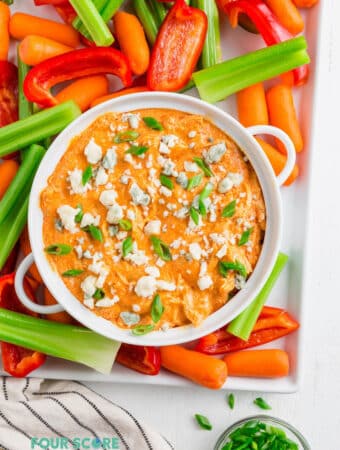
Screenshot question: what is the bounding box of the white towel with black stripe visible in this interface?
[0,377,173,450]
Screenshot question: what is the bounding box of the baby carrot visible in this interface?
[20,226,43,284]
[18,35,73,66]
[90,86,148,107]
[224,349,290,378]
[266,84,303,153]
[0,2,10,60]
[293,0,318,7]
[237,83,268,127]
[113,11,150,76]
[44,287,75,324]
[265,0,304,35]
[0,160,20,200]
[56,75,109,112]
[9,13,80,48]
[160,345,228,389]
[256,137,299,186]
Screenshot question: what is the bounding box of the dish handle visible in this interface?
[15,253,65,314]
[247,125,296,186]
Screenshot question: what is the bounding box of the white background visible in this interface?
[85,2,340,449]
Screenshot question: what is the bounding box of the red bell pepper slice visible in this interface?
[23,47,133,108]
[34,0,70,5]
[147,0,208,91]
[0,273,46,377]
[217,0,309,86]
[117,344,161,376]
[54,2,77,25]
[196,305,299,355]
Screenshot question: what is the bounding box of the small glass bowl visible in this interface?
[214,415,311,450]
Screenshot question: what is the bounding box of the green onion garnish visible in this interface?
[82,165,93,186]
[189,207,200,225]
[122,236,134,257]
[93,288,105,300]
[253,397,272,410]
[198,182,214,216]
[195,414,212,431]
[150,236,172,261]
[219,260,247,278]
[62,269,84,277]
[118,219,132,231]
[114,130,140,143]
[143,117,163,131]
[222,200,236,218]
[132,324,155,336]
[126,145,149,156]
[83,224,103,242]
[227,393,235,410]
[193,157,214,177]
[238,228,253,246]
[151,294,164,323]
[45,244,73,256]
[160,174,174,190]
[75,204,84,223]
[187,173,203,191]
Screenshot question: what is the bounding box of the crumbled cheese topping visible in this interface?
[122,113,140,129]
[129,182,151,206]
[161,134,178,148]
[184,161,199,172]
[197,275,213,291]
[120,311,140,326]
[81,275,97,299]
[144,220,161,235]
[189,243,203,261]
[95,167,108,186]
[99,189,118,207]
[106,203,124,224]
[204,142,227,164]
[159,186,172,197]
[84,138,102,164]
[68,169,91,195]
[80,212,100,229]
[135,276,157,298]
[218,172,244,193]
[102,147,117,171]
[145,266,160,278]
[216,244,228,259]
[57,205,79,234]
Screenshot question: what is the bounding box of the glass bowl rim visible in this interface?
[214,415,311,450]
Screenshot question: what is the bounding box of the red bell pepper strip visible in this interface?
[0,273,46,377]
[23,47,133,108]
[218,0,309,86]
[34,0,70,5]
[54,2,77,25]
[196,305,299,355]
[147,0,208,91]
[117,344,161,376]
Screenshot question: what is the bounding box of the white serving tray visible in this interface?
[1,0,323,393]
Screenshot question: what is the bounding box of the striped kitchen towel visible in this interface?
[0,377,173,450]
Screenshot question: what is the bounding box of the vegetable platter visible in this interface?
[0,0,322,393]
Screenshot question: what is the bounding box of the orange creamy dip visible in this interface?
[41,108,266,331]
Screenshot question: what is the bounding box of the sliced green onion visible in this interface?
[222,200,236,218]
[143,116,164,131]
[132,324,155,336]
[75,205,84,223]
[193,157,214,177]
[122,236,134,257]
[114,130,140,143]
[219,260,247,278]
[160,174,174,190]
[151,294,164,323]
[45,244,73,255]
[150,236,172,261]
[0,144,45,225]
[189,207,200,225]
[118,219,132,231]
[198,182,213,217]
[238,228,253,246]
[82,165,93,185]
[253,397,271,410]
[192,0,221,69]
[227,393,235,410]
[0,101,81,158]
[62,269,84,277]
[193,37,310,103]
[126,145,149,156]
[133,0,159,44]
[187,173,203,191]
[195,414,212,431]
[83,224,103,242]
[227,253,288,340]
[93,288,105,300]
[0,308,120,374]
[70,0,114,46]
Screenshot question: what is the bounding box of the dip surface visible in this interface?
[41,108,266,331]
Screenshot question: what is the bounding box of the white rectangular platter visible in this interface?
[0,0,323,393]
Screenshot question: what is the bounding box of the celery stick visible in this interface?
[149,0,168,26]
[133,0,159,44]
[101,0,124,23]
[0,101,81,158]
[70,0,114,46]
[17,51,32,121]
[192,0,221,68]
[193,37,310,103]
[0,308,120,374]
[227,253,288,341]
[72,0,106,30]
[0,144,45,225]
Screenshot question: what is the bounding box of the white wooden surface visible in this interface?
[85,2,340,449]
